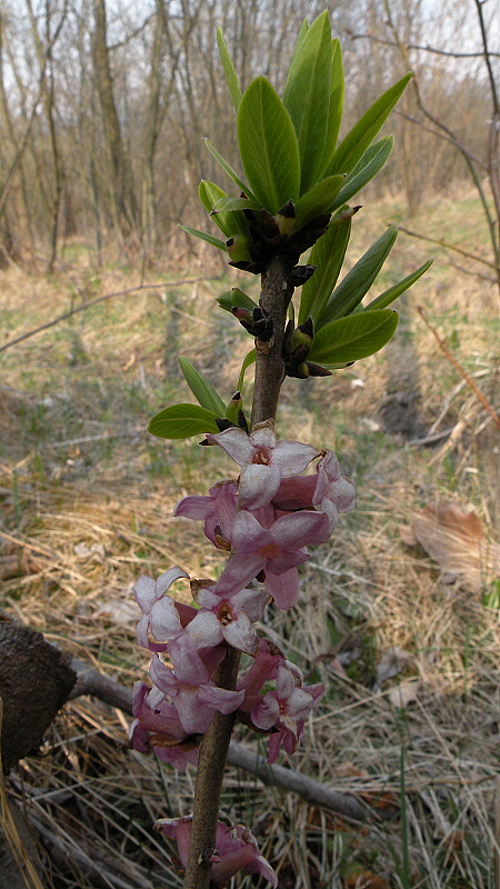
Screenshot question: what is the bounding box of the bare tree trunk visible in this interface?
[91,0,139,250]
[25,0,68,271]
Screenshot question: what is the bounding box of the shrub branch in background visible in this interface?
[127,12,430,887]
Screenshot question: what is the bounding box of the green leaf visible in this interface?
[178,357,226,415]
[294,174,345,228]
[317,225,398,326]
[217,29,241,110]
[204,140,258,204]
[148,403,220,440]
[238,76,301,213]
[320,39,344,176]
[217,288,257,314]
[308,310,399,366]
[282,11,332,193]
[237,349,256,393]
[365,260,433,310]
[298,215,352,325]
[211,195,259,214]
[326,73,412,176]
[178,225,227,252]
[198,182,249,238]
[330,136,394,212]
[199,180,226,215]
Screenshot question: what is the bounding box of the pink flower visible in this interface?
[149,638,244,735]
[133,567,190,650]
[155,816,278,887]
[274,449,355,522]
[238,640,283,715]
[207,424,318,509]
[187,584,270,654]
[215,508,331,609]
[174,480,239,548]
[129,682,199,772]
[250,663,324,764]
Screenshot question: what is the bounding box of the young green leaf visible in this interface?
[178,225,227,252]
[217,29,241,110]
[317,225,398,326]
[294,174,345,228]
[204,140,258,204]
[199,182,250,237]
[320,39,344,176]
[199,180,226,215]
[178,357,226,416]
[282,10,333,193]
[298,215,352,325]
[148,404,220,440]
[217,288,258,314]
[307,310,399,366]
[364,260,433,310]
[237,349,256,393]
[330,136,394,212]
[238,76,301,213]
[326,73,412,177]
[211,195,260,214]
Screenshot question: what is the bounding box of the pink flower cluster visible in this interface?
[176,425,355,610]
[128,425,354,883]
[155,816,278,887]
[129,425,354,764]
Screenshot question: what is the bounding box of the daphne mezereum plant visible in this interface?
[128,11,430,888]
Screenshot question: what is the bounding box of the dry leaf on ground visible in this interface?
[400,500,500,592]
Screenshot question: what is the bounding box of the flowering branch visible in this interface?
[126,11,429,887]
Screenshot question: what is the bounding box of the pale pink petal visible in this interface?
[156,567,188,595]
[175,686,215,733]
[215,552,265,595]
[239,462,281,508]
[264,567,300,609]
[231,587,269,621]
[271,439,318,474]
[186,610,223,649]
[174,494,213,519]
[133,575,157,612]
[231,510,271,551]
[271,510,331,549]
[198,684,245,713]
[252,694,280,729]
[149,597,183,642]
[222,611,259,654]
[207,427,254,463]
[168,635,209,684]
[249,426,276,449]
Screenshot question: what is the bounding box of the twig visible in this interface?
[397,226,499,272]
[417,306,500,432]
[345,29,500,60]
[0,275,223,355]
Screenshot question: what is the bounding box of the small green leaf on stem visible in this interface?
[238,76,301,213]
[307,309,399,366]
[148,404,220,439]
[217,29,242,110]
[317,225,398,326]
[178,357,227,415]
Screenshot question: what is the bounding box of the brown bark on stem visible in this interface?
[251,256,294,428]
[181,256,293,888]
[181,648,240,888]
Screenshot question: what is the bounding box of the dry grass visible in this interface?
[0,195,499,888]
